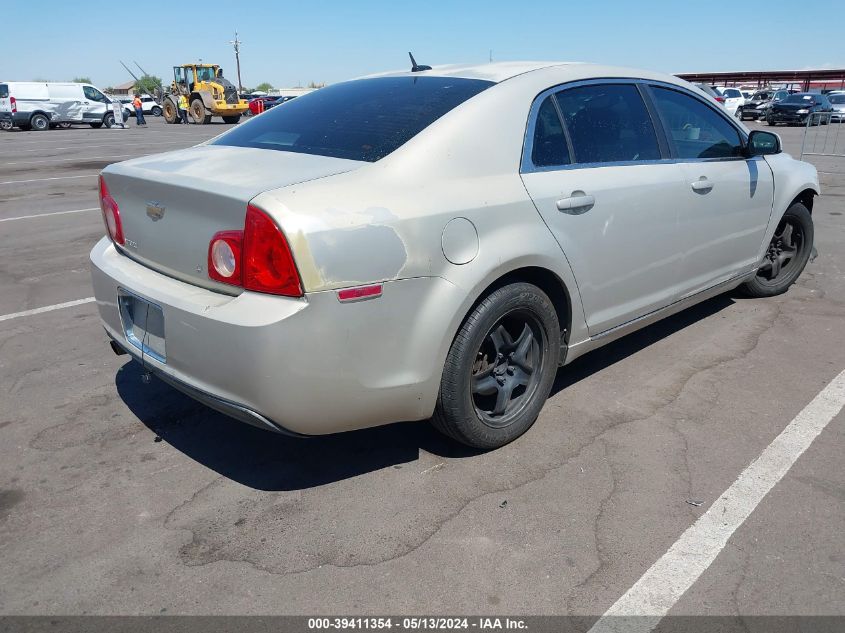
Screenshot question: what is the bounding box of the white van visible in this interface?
[0,81,129,130]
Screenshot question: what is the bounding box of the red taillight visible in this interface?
[98,175,124,245]
[207,205,302,297]
[715,96,725,103]
[208,230,243,286]
[243,204,302,296]
[10,96,17,114]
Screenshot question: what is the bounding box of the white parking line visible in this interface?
[0,207,98,222]
[3,154,136,166]
[0,298,96,323]
[0,174,98,185]
[14,140,198,153]
[588,368,845,633]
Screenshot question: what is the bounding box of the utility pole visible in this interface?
[229,31,243,93]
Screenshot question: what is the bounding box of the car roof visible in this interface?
[359,61,577,82]
[357,61,704,95]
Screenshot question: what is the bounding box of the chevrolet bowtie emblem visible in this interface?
[146,202,165,221]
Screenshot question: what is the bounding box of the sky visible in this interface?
[1,0,841,90]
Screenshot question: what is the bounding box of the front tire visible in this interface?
[30,113,50,131]
[741,203,813,298]
[432,283,560,449]
[190,99,211,124]
[163,99,179,124]
[89,122,103,129]
[151,106,162,117]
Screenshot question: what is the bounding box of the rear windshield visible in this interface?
[213,76,494,162]
[0,84,8,99]
[829,94,845,104]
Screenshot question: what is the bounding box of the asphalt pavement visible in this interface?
[1,116,843,624]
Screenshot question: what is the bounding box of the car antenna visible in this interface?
[409,52,431,73]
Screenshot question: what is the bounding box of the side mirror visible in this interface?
[746,130,781,157]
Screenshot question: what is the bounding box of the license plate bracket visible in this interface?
[117,289,166,363]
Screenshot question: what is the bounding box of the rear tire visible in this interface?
[30,113,50,131]
[222,115,241,124]
[103,113,115,128]
[741,203,813,298]
[432,283,560,450]
[767,117,777,126]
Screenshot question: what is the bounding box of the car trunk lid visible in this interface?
[102,145,363,293]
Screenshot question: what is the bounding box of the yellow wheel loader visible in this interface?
[163,63,248,125]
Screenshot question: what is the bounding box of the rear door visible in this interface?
[647,85,774,295]
[520,81,688,335]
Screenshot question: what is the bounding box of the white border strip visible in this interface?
[0,207,98,222]
[588,368,845,633]
[0,298,96,322]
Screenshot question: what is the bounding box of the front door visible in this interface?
[520,82,688,335]
[647,85,774,296]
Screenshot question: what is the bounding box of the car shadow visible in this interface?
[551,293,735,395]
[116,361,480,492]
[116,293,736,492]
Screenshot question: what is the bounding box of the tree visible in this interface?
[134,74,163,96]
[254,82,274,93]
[72,77,92,84]
[307,81,325,89]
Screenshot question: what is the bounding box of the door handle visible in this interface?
[556,191,595,214]
[691,178,714,194]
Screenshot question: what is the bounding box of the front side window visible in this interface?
[83,86,106,102]
[531,96,570,167]
[213,76,493,162]
[650,87,742,159]
[554,84,660,164]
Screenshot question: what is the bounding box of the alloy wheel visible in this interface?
[757,217,804,283]
[471,310,546,428]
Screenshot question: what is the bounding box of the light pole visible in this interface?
[229,31,243,93]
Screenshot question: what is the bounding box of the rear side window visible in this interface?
[213,76,494,162]
[555,84,660,164]
[650,87,742,159]
[531,96,570,167]
[0,84,8,99]
[722,89,742,98]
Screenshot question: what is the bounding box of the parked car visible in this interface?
[737,89,790,121]
[247,96,275,115]
[767,92,834,126]
[136,95,163,116]
[694,83,723,105]
[718,87,745,116]
[91,62,818,449]
[0,81,129,130]
[828,93,845,121]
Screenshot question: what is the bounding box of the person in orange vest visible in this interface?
[132,93,146,126]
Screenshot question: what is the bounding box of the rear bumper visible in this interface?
[90,238,461,435]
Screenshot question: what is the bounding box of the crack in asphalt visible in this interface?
[159,298,792,585]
